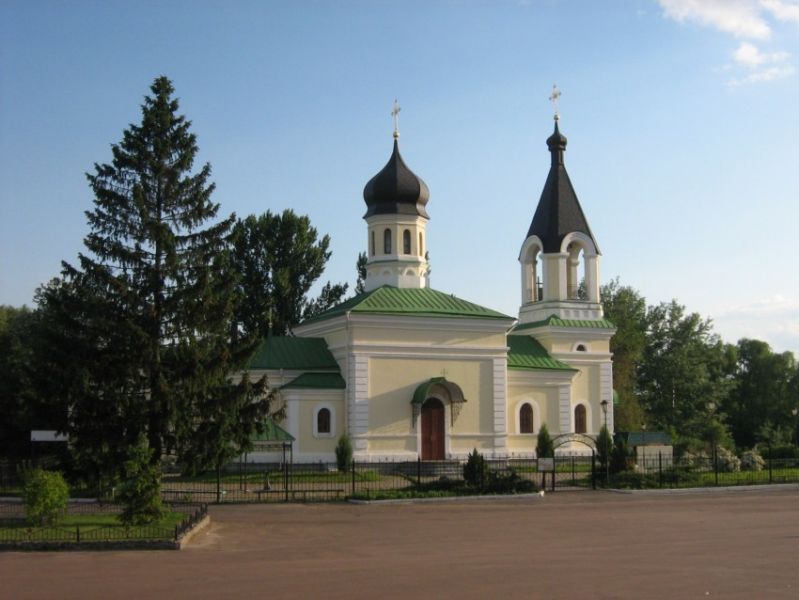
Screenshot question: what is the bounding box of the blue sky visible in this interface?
[1,0,798,354]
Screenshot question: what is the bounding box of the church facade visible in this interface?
[248,116,615,462]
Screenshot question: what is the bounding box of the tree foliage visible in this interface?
[600,279,647,431]
[724,339,798,448]
[40,77,269,482]
[117,435,164,526]
[231,210,347,337]
[536,423,554,458]
[24,469,69,526]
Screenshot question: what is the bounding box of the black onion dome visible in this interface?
[527,121,600,254]
[363,139,430,218]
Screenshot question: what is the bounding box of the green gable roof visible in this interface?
[281,372,346,390]
[507,335,575,371]
[251,419,295,443]
[248,336,340,371]
[301,286,512,324]
[513,314,615,332]
[621,431,672,446]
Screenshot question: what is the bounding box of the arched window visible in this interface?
[520,403,534,434]
[370,231,375,257]
[574,404,587,434]
[317,408,331,435]
[383,229,392,254]
[403,229,411,254]
[575,344,587,352]
[419,232,424,256]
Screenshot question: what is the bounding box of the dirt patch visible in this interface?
[1,489,798,599]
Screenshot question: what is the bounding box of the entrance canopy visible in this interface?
[411,377,467,425]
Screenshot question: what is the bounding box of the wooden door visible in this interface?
[421,398,445,460]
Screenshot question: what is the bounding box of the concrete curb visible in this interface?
[348,492,547,505]
[177,514,210,549]
[606,483,799,495]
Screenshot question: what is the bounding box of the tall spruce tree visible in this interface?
[47,77,267,480]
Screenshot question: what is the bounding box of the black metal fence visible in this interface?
[160,456,600,503]
[0,500,206,544]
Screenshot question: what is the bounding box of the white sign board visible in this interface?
[30,430,67,442]
[537,458,554,472]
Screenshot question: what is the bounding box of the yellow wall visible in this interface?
[295,397,345,455]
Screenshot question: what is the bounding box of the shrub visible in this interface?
[596,425,612,468]
[536,423,554,458]
[715,446,741,473]
[23,469,69,525]
[335,433,353,472]
[760,444,799,460]
[463,448,489,488]
[740,449,765,471]
[610,436,634,474]
[485,469,537,494]
[117,437,164,526]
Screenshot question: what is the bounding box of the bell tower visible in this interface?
[518,111,603,325]
[362,101,430,292]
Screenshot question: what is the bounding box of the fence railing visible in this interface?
[0,501,206,544]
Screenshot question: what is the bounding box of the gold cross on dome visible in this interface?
[391,99,401,138]
[549,84,561,120]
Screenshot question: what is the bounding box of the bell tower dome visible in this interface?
[518,115,603,324]
[362,101,430,292]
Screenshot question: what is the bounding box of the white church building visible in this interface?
[248,113,615,462]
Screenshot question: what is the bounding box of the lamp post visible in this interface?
[600,399,609,486]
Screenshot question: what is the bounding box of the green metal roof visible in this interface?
[621,431,672,446]
[301,286,513,324]
[281,372,346,390]
[507,335,575,371]
[411,377,466,404]
[248,336,340,371]
[251,419,295,443]
[513,314,615,331]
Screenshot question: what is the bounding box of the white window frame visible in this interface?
[313,403,336,438]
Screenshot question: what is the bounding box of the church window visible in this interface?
[520,403,534,434]
[403,229,411,254]
[384,229,392,254]
[317,408,331,434]
[370,231,375,257]
[574,404,586,434]
[419,232,424,256]
[576,344,587,352]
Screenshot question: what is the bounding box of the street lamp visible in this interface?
[600,399,609,486]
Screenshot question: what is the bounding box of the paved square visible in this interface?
[2,488,797,599]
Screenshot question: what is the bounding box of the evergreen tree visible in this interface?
[231,210,347,337]
[43,77,268,481]
[536,423,554,458]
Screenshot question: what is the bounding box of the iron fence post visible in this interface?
[591,451,596,490]
[284,460,289,503]
[76,525,80,544]
[768,441,773,484]
[351,460,356,497]
[658,452,663,488]
[417,457,421,489]
[713,443,719,486]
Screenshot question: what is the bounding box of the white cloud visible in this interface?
[658,0,772,39]
[761,0,799,24]
[658,0,796,85]
[733,41,790,66]
[713,295,799,353]
[727,63,795,85]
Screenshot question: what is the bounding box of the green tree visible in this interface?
[231,210,347,337]
[724,339,798,449]
[354,251,367,295]
[42,77,268,483]
[596,424,612,469]
[117,435,163,526]
[637,300,734,439]
[335,433,353,472]
[0,306,38,458]
[536,423,554,458]
[600,279,647,431]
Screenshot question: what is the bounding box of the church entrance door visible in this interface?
[421,398,445,460]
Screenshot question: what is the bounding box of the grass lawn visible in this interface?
[0,510,188,542]
[171,470,381,484]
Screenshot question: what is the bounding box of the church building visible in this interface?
[248,110,615,462]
